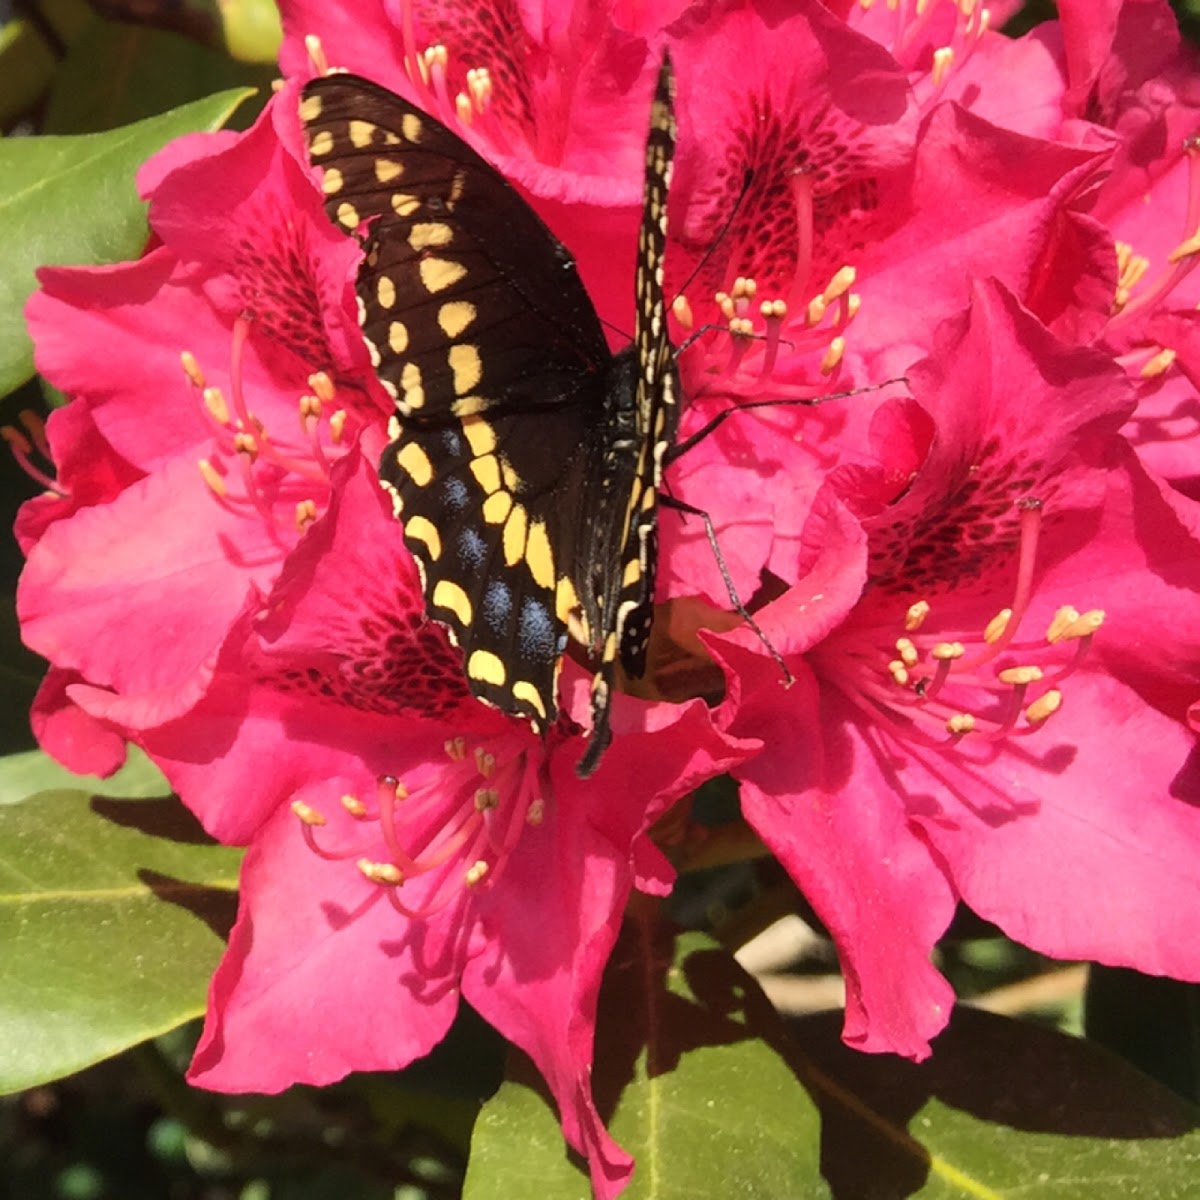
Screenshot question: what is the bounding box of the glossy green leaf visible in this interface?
[0,88,252,399]
[0,786,242,1093]
[791,1006,1200,1197]
[43,19,274,135]
[465,926,827,1199]
[0,745,167,803]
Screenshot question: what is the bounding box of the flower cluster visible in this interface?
[16,0,1200,1195]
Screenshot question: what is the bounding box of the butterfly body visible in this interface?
[301,58,677,775]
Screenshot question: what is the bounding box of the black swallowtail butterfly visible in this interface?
[301,55,678,777]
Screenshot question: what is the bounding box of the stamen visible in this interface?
[1025,689,1062,724]
[358,858,403,885]
[1140,348,1176,378]
[341,793,368,818]
[180,350,206,389]
[905,600,930,631]
[931,46,954,87]
[1,423,61,493]
[673,294,695,330]
[465,860,489,887]
[820,337,845,374]
[291,800,326,826]
[305,34,329,77]
[295,499,318,531]
[197,458,227,497]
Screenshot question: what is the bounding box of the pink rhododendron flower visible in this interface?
[16,40,749,1199]
[707,280,1200,1057]
[16,0,1200,1194]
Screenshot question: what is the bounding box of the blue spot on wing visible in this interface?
[481,578,512,633]
[439,475,470,514]
[456,526,487,571]
[517,595,561,665]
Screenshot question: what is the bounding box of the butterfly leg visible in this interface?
[659,493,793,685]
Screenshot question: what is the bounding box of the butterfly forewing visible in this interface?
[301,60,678,774]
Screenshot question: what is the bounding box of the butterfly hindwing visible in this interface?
[301,59,678,773]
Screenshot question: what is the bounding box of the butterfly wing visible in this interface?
[300,73,610,730]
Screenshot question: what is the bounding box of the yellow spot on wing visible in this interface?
[555,576,579,624]
[299,94,322,122]
[512,680,547,719]
[471,454,502,494]
[449,344,482,395]
[438,300,477,338]
[400,362,424,410]
[433,579,472,624]
[462,417,496,458]
[377,276,396,308]
[336,202,360,229]
[525,520,554,589]
[388,321,409,353]
[622,557,642,586]
[409,223,454,250]
[404,514,442,560]
[468,649,506,687]
[321,167,343,195]
[420,258,467,294]
[503,504,528,566]
[401,113,423,143]
[391,193,420,217]
[375,158,403,183]
[349,120,376,148]
[483,490,512,524]
[396,441,433,486]
[308,129,334,157]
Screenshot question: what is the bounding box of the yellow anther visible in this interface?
[1026,689,1063,724]
[717,294,736,321]
[1059,609,1105,640]
[672,294,695,329]
[1140,348,1177,378]
[760,298,787,321]
[474,747,495,777]
[526,798,545,826]
[984,608,1012,643]
[946,713,976,735]
[203,386,230,424]
[474,787,499,811]
[730,316,755,337]
[895,637,919,667]
[341,793,368,818]
[806,295,827,325]
[931,46,954,87]
[445,736,467,761]
[998,665,1044,686]
[308,371,334,403]
[198,458,227,497]
[465,860,490,887]
[905,600,930,631]
[888,660,910,685]
[423,43,448,70]
[733,276,757,299]
[820,336,845,374]
[233,431,258,458]
[467,67,492,108]
[1045,605,1080,643]
[822,266,856,303]
[845,293,862,321]
[291,800,326,826]
[456,92,473,125]
[931,641,965,660]
[1168,230,1200,262]
[295,499,318,531]
[180,350,205,388]
[358,858,403,885]
[329,410,347,443]
[299,394,322,421]
[305,34,328,76]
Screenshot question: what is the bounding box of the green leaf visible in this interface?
[0,786,242,1093]
[43,19,275,135]
[0,745,168,803]
[465,925,827,1198]
[0,88,253,399]
[790,1006,1200,1198]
